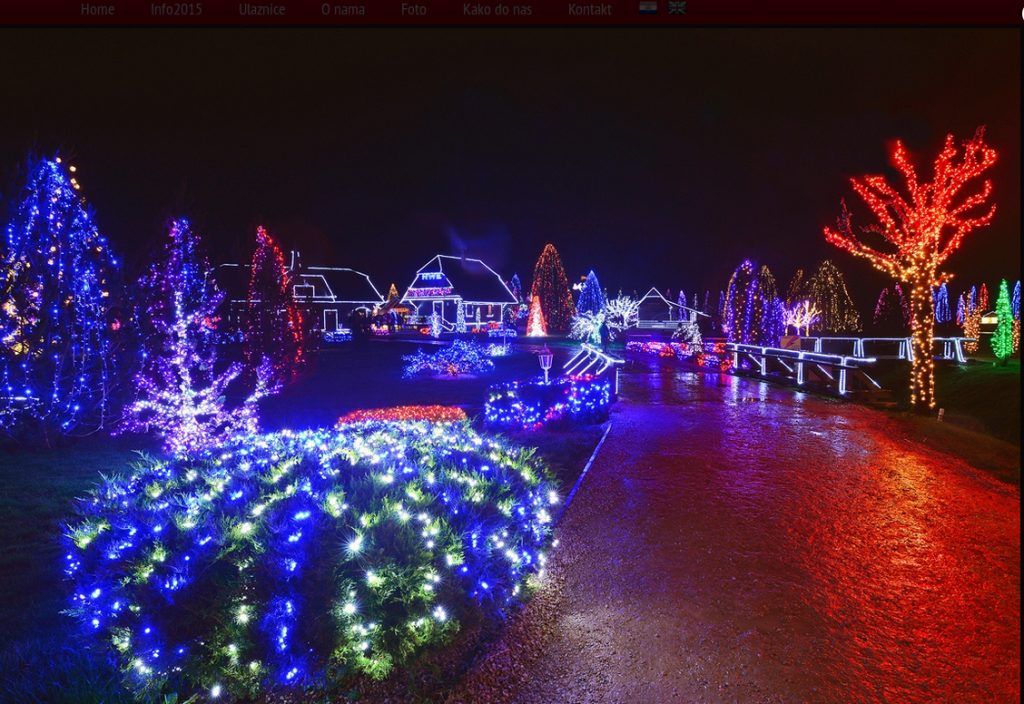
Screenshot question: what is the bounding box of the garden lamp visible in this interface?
[538,345,553,384]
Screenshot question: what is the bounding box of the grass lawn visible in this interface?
[874,356,1020,446]
[0,338,606,703]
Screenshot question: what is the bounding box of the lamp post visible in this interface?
[538,345,553,384]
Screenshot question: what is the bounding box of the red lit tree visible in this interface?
[529,244,575,333]
[824,129,997,410]
[245,226,305,385]
[526,294,547,336]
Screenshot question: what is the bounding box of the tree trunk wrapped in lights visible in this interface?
[529,244,575,333]
[824,128,997,410]
[245,226,305,386]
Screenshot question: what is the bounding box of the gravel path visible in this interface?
[447,365,1020,703]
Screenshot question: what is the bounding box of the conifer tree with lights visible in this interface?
[0,157,122,442]
[529,244,575,333]
[748,264,780,345]
[576,269,606,316]
[126,219,276,457]
[245,226,305,386]
[934,282,951,323]
[825,128,997,409]
[808,259,861,333]
[990,279,1013,364]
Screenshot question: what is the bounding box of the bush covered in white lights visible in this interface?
[402,339,495,377]
[65,420,558,701]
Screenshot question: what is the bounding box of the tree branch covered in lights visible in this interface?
[783,300,820,336]
[824,128,997,409]
[125,219,277,456]
[0,157,123,441]
[245,226,305,386]
[65,420,558,700]
[569,311,604,344]
[605,294,639,337]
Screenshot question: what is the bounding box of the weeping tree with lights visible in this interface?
[873,284,911,333]
[962,284,987,353]
[990,279,1013,364]
[723,260,755,342]
[530,244,575,333]
[126,219,276,457]
[245,226,305,387]
[0,157,123,442]
[808,259,861,333]
[749,264,783,345]
[785,269,807,305]
[824,128,997,410]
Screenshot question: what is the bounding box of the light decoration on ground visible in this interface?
[322,329,352,343]
[65,420,558,700]
[337,405,468,423]
[485,374,611,430]
[605,294,639,338]
[246,226,305,385]
[0,157,121,439]
[402,340,495,378]
[529,244,575,333]
[991,279,1013,363]
[783,300,820,335]
[125,219,277,457]
[933,283,952,323]
[625,340,732,371]
[526,295,547,337]
[824,128,997,409]
[808,259,861,333]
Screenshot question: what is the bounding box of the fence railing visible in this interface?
[726,343,883,396]
[564,344,625,394]
[801,336,974,363]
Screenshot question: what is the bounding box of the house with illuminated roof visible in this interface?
[636,287,708,329]
[401,255,517,331]
[213,251,384,336]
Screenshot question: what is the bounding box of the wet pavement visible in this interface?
[450,363,1021,703]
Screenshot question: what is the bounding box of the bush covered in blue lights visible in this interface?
[484,375,612,431]
[64,420,558,701]
[402,339,495,377]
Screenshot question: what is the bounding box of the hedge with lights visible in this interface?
[484,375,611,431]
[402,339,495,378]
[65,420,559,701]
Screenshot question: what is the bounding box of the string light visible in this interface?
[824,128,997,409]
[485,374,611,430]
[66,419,558,699]
[529,244,575,333]
[338,406,468,424]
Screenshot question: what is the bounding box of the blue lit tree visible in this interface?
[0,157,122,442]
[125,218,275,457]
[934,282,951,323]
[576,269,606,316]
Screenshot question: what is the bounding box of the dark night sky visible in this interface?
[0,28,1019,310]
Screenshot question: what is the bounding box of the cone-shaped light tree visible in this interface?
[824,128,997,409]
[529,244,575,333]
[0,157,122,441]
[126,219,276,456]
[990,279,1013,363]
[808,259,861,333]
[245,226,305,386]
[576,270,606,316]
[526,295,547,336]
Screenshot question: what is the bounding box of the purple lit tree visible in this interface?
[0,157,122,442]
[125,218,276,457]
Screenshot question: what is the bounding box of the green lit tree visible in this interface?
[990,279,1013,364]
